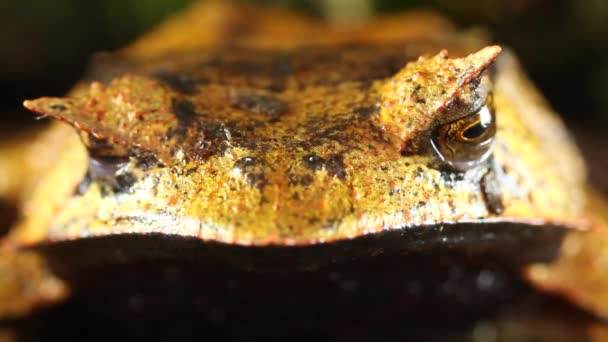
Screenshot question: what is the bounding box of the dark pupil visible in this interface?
[462,121,489,140]
[429,103,496,172]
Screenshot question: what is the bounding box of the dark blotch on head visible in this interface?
[233,157,267,190]
[244,173,266,190]
[171,99,196,129]
[354,105,379,119]
[300,174,314,186]
[439,169,466,185]
[303,154,326,171]
[399,138,427,156]
[153,71,198,95]
[204,122,232,142]
[112,173,138,194]
[327,154,347,179]
[171,98,198,137]
[232,93,288,120]
[133,151,162,170]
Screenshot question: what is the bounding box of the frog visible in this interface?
[1,1,607,340]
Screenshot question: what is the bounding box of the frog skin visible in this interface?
[1,0,607,332]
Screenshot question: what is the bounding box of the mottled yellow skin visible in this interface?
[18,47,585,247]
[0,0,605,322]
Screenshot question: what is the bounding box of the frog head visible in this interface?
[378,45,499,172]
[24,47,500,182]
[21,45,585,247]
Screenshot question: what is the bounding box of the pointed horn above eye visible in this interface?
[453,45,502,87]
[377,45,502,150]
[24,97,104,136]
[23,75,207,166]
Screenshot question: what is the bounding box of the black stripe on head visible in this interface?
[170,98,198,137]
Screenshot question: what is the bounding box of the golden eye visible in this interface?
[430,98,496,171]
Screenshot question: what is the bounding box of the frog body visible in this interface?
[1,1,607,339]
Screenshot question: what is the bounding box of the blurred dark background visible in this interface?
[0,0,606,191]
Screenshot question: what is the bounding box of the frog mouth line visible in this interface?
[34,209,585,249]
[31,221,569,274]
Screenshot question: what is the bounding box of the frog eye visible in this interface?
[430,96,496,171]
